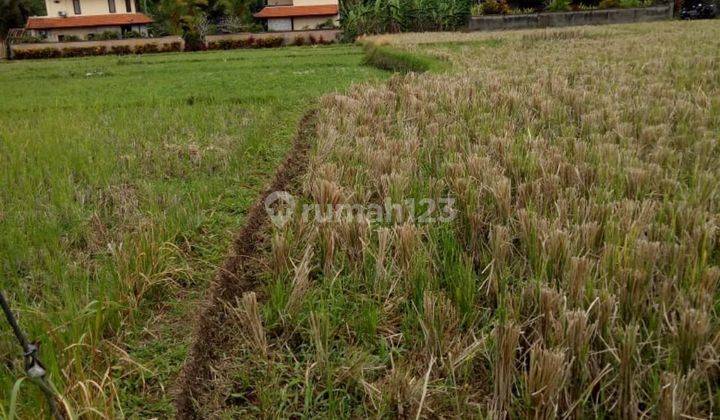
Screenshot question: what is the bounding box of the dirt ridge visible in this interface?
[174,110,317,418]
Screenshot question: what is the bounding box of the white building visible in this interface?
[25,0,152,42]
[253,0,339,32]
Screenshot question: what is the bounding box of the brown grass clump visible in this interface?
[209,21,720,418]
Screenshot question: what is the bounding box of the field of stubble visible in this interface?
[211,21,720,418]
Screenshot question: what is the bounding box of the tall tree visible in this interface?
[1,0,24,38]
[1,0,46,38]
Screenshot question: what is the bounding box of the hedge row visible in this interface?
[206,34,336,50]
[12,42,182,60]
[362,42,438,73]
[290,34,335,46]
[12,33,337,59]
[206,36,284,50]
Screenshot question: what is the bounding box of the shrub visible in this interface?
[61,35,81,42]
[207,40,225,50]
[314,35,332,45]
[110,45,133,55]
[597,0,644,8]
[291,34,334,47]
[269,36,285,47]
[62,46,107,57]
[134,43,159,54]
[162,42,183,52]
[207,37,254,50]
[207,40,220,50]
[510,0,546,10]
[123,30,143,39]
[12,47,62,59]
[254,36,284,48]
[183,31,206,51]
[545,0,571,11]
[316,18,336,29]
[13,46,105,59]
[13,41,180,59]
[16,34,45,44]
[508,6,537,12]
[93,30,120,40]
[479,0,510,14]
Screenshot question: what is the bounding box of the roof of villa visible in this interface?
[26,13,153,29]
[253,4,339,18]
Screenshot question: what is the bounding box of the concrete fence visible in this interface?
[469,4,673,31]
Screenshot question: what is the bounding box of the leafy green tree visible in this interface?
[147,0,203,34]
[220,0,262,22]
[1,0,46,38]
[1,0,25,38]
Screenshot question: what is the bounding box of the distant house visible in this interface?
[24,0,152,42]
[254,0,339,32]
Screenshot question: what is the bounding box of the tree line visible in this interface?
[0,0,264,39]
[2,0,476,41]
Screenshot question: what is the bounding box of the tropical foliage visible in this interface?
[341,0,472,40]
[471,0,657,15]
[0,0,260,40]
[145,0,261,36]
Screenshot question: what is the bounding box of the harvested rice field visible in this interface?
[183,20,720,418]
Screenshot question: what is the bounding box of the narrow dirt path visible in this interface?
[174,110,317,418]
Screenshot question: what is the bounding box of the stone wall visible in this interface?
[469,5,673,31]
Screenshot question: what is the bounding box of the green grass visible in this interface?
[362,42,446,73]
[0,45,385,417]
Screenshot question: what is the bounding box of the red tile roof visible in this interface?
[253,4,338,18]
[26,14,153,30]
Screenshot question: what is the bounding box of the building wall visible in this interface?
[30,24,147,41]
[292,15,338,30]
[45,0,135,18]
[267,18,293,31]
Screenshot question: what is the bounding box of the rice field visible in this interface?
[204,21,720,418]
[0,45,384,417]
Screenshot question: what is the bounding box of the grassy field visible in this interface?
[0,45,385,417]
[206,21,720,417]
